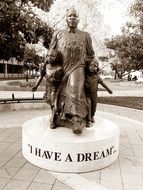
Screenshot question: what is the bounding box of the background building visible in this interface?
[0,58,24,79]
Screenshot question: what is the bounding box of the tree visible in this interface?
[0,0,53,61]
[105,32,143,79]
[105,0,143,79]
[23,46,43,81]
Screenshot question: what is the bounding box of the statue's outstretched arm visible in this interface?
[32,65,46,92]
[99,77,113,94]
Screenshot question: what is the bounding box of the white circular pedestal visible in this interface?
[22,115,119,173]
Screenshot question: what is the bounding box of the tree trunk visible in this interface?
[118,73,122,79]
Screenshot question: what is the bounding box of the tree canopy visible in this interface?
[0,0,53,61]
[105,0,143,79]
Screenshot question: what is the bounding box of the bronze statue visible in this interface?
[32,49,63,128]
[33,8,113,134]
[85,59,113,127]
[50,8,95,134]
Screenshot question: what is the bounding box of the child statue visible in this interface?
[85,59,113,127]
[32,49,63,128]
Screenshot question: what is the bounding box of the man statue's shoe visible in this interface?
[72,126,82,134]
[91,116,95,123]
[50,121,57,129]
[72,116,83,134]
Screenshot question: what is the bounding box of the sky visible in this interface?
[34,0,135,36]
[98,0,135,36]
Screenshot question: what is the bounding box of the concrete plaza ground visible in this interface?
[0,81,143,190]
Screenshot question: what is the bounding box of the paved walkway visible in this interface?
[0,104,143,190]
[0,82,143,190]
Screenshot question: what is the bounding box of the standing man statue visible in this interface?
[50,7,95,134]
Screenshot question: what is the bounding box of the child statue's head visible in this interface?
[45,49,63,66]
[89,59,99,74]
[47,49,58,64]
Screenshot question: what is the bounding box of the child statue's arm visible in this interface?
[32,75,44,92]
[32,65,46,92]
[99,77,113,94]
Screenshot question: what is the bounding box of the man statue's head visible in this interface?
[66,7,79,30]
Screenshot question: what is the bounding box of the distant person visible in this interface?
[127,74,132,81]
[85,59,113,127]
[132,75,138,81]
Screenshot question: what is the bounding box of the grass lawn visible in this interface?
[98,96,143,110]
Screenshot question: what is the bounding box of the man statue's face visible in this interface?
[66,9,79,29]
